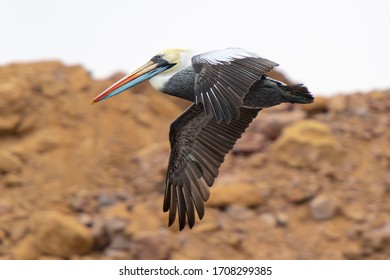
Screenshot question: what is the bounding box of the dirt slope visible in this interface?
[0,61,389,260]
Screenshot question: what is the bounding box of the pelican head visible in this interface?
[91,48,193,104]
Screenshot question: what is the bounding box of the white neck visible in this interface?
[149,50,194,91]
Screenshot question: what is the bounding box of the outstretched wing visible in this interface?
[192,48,277,123]
[164,103,261,230]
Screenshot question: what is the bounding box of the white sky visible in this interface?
[1,0,389,95]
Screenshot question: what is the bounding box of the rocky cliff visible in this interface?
[0,61,389,260]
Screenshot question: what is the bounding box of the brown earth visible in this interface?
[0,61,389,260]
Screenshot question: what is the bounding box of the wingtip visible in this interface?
[188,219,195,229]
[168,213,176,227]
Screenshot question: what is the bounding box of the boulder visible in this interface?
[363,223,390,251]
[285,182,320,203]
[0,75,31,133]
[270,120,342,168]
[233,133,265,154]
[300,96,328,114]
[207,183,264,207]
[29,210,93,258]
[124,201,163,238]
[27,62,91,97]
[132,231,171,260]
[257,110,306,140]
[328,95,347,113]
[309,195,338,220]
[0,151,22,174]
[3,174,23,188]
[12,235,40,260]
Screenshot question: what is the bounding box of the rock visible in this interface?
[27,62,91,98]
[321,225,343,241]
[328,95,347,113]
[115,191,130,201]
[0,115,22,134]
[300,96,328,114]
[0,229,8,244]
[78,213,93,227]
[12,235,40,260]
[67,65,91,92]
[16,114,38,134]
[109,234,130,250]
[104,217,129,234]
[69,195,90,212]
[192,219,220,233]
[368,91,386,101]
[0,151,22,174]
[285,182,320,203]
[124,202,163,238]
[233,133,265,154]
[103,249,132,260]
[368,91,389,112]
[0,76,31,133]
[342,204,367,223]
[34,129,64,153]
[275,212,289,227]
[88,216,110,250]
[207,183,264,207]
[363,223,390,251]
[3,174,23,188]
[191,208,222,233]
[343,243,363,259]
[28,62,65,96]
[29,210,93,258]
[132,231,171,260]
[270,120,342,168]
[257,110,306,140]
[96,193,117,207]
[0,200,12,215]
[171,232,245,260]
[0,76,30,113]
[10,221,28,242]
[89,216,129,250]
[149,95,183,119]
[225,205,256,221]
[309,195,338,220]
[101,202,132,221]
[260,213,277,227]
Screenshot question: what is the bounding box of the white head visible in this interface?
[149,48,194,91]
[91,48,193,104]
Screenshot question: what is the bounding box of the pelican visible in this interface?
[91,48,313,230]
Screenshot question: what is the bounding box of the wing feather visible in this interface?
[192,48,277,123]
[164,103,260,230]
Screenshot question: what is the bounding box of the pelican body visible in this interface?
[92,48,313,230]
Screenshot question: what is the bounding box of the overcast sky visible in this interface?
[1,0,389,95]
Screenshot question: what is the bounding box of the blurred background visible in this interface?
[0,0,389,259]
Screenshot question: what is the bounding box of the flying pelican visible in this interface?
[91,48,313,230]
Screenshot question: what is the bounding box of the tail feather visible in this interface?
[279,84,314,104]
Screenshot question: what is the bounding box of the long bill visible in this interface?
[91,60,169,104]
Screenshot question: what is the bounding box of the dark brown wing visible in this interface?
[164,103,261,230]
[192,48,277,123]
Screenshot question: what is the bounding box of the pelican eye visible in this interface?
[151,54,164,63]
